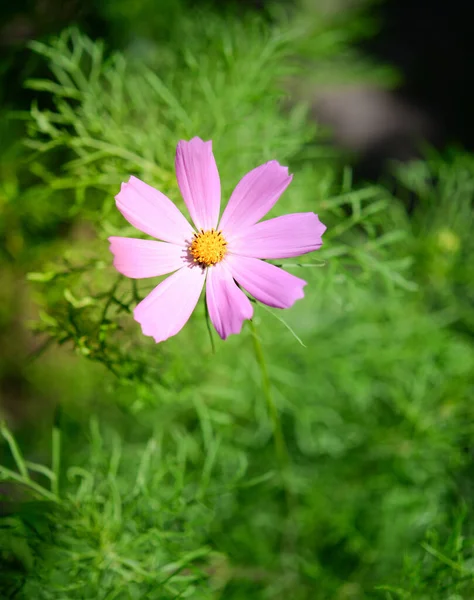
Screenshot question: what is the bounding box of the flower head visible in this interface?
[109,137,326,343]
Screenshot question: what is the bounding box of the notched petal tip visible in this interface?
[269,159,291,173]
[178,136,211,148]
[271,160,290,177]
[219,161,293,235]
[116,181,129,198]
[275,275,307,309]
[303,212,327,247]
[112,175,193,244]
[132,311,159,342]
[278,279,306,309]
[229,211,325,260]
[206,263,254,340]
[220,297,254,340]
[116,176,149,200]
[227,255,307,310]
[314,213,328,239]
[292,279,307,303]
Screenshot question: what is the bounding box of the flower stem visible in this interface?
[249,319,288,472]
[204,297,216,354]
[250,319,297,557]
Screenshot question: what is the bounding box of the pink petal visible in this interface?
[206,262,253,340]
[109,237,187,279]
[227,255,306,309]
[229,213,327,259]
[133,265,205,343]
[175,138,221,231]
[218,161,292,238]
[115,176,194,245]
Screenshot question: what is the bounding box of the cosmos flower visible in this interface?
[109,137,326,343]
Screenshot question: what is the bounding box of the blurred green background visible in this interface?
[1,1,474,598]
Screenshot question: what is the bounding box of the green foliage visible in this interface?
[377,511,474,599]
[19,22,409,381]
[1,2,474,599]
[396,152,474,333]
[1,420,218,598]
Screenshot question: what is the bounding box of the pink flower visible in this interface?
[109,137,326,343]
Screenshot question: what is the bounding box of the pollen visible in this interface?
[189,228,227,267]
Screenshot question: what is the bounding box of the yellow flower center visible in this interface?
[189,228,227,267]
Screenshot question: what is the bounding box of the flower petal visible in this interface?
[134,265,205,343]
[175,137,221,231]
[115,176,194,244]
[227,255,306,309]
[218,161,292,238]
[229,213,327,259]
[109,237,187,279]
[206,262,253,340]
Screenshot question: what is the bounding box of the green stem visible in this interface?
[204,297,216,354]
[250,321,297,556]
[52,427,61,496]
[52,404,62,497]
[249,320,288,471]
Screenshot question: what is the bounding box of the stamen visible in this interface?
[189,229,227,267]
